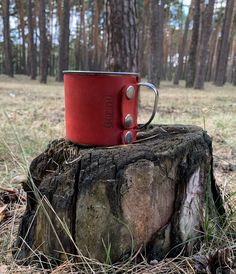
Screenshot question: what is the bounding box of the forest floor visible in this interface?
[0,75,235,273]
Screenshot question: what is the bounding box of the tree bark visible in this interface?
[205,20,221,82]
[163,10,171,81]
[174,1,193,85]
[27,0,37,79]
[76,0,88,70]
[214,0,235,86]
[39,0,48,83]
[226,28,236,83]
[194,0,215,89]
[106,0,138,72]
[2,0,13,77]
[16,0,26,74]
[57,0,62,26]
[233,51,236,86]
[148,0,165,87]
[90,0,100,70]
[186,0,200,88]
[138,0,150,78]
[15,125,224,265]
[57,0,70,82]
[48,0,54,76]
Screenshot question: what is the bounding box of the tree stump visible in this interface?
[15,125,223,265]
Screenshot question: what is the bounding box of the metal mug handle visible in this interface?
[137,82,159,130]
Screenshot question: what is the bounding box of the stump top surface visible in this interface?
[48,124,208,158]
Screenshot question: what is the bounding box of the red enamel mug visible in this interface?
[63,71,159,146]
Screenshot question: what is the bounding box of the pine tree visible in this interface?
[106,0,138,72]
[186,0,200,88]
[57,0,71,81]
[39,0,48,83]
[194,0,215,89]
[214,0,235,86]
[2,0,13,77]
[148,0,165,87]
[27,0,37,79]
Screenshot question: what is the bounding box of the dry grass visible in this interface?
[0,75,235,273]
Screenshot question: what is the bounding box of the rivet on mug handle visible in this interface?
[126,86,135,99]
[137,82,159,130]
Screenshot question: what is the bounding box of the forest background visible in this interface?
[0,0,236,89]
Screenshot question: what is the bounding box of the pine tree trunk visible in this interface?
[233,52,236,86]
[194,0,215,89]
[80,0,88,70]
[14,125,224,265]
[16,25,22,74]
[75,24,80,70]
[2,0,13,77]
[214,0,235,86]
[91,0,100,70]
[106,0,138,72]
[163,16,171,81]
[57,0,70,82]
[27,0,37,79]
[47,0,54,76]
[21,38,26,74]
[205,21,220,82]
[148,0,164,87]
[186,0,200,88]
[226,26,236,83]
[16,0,26,74]
[167,28,173,81]
[139,0,150,78]
[39,0,48,83]
[174,1,193,85]
[212,34,222,82]
[57,0,62,25]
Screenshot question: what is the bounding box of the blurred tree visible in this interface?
[48,0,55,76]
[166,1,184,82]
[163,3,170,81]
[106,0,138,72]
[76,0,88,70]
[205,12,222,82]
[57,0,70,81]
[2,0,13,77]
[149,0,165,87]
[173,2,194,85]
[27,0,37,79]
[39,0,48,83]
[91,0,100,70]
[15,0,26,74]
[138,0,150,77]
[194,0,215,89]
[214,0,235,86]
[226,19,236,83]
[233,50,236,86]
[186,0,200,88]
[57,0,62,25]
[230,14,236,85]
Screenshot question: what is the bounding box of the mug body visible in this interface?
[64,71,140,146]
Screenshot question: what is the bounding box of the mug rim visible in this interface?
[63,70,139,77]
